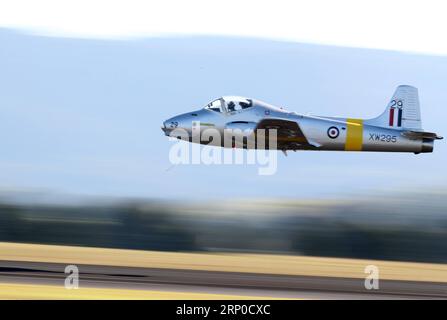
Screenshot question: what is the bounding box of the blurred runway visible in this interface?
[0,260,446,299]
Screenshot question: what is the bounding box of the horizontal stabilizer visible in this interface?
[401,130,443,140]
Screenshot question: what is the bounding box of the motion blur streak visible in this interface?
[0,190,447,299]
[1,190,446,263]
[1,243,447,282]
[0,283,284,300]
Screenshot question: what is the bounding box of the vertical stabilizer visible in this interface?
[365,85,422,130]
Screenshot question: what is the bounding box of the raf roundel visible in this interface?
[327,126,340,139]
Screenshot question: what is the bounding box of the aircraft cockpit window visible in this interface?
[224,97,253,113]
[239,99,253,109]
[204,99,223,112]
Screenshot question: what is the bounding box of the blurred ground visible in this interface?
[1,243,447,282]
[0,243,446,299]
[0,190,446,299]
[0,190,446,263]
[0,283,283,300]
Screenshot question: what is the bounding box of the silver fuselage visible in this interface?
[163,99,434,153]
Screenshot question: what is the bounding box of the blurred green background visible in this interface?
[1,190,446,263]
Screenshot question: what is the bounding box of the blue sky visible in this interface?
[0,29,446,199]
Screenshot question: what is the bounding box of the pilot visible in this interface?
[227,101,236,112]
[239,99,252,109]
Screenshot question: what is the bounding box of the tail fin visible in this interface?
[365,85,422,130]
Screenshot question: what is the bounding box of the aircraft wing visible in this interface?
[255,119,318,150]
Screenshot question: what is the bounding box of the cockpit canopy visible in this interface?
[204,96,253,113]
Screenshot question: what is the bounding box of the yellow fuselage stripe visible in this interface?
[345,118,363,151]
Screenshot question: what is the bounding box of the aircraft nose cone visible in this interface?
[162,114,191,137]
[164,114,192,129]
[162,118,175,136]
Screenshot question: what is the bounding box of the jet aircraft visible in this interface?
[162,85,442,154]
